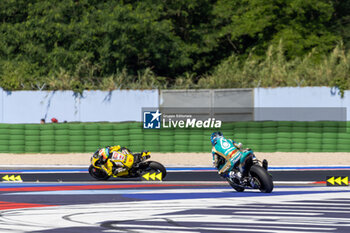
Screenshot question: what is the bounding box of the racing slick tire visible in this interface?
[250,165,273,193]
[88,165,110,181]
[147,161,167,179]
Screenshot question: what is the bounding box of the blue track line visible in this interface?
[124,189,350,200]
[0,166,350,174]
[0,169,88,173]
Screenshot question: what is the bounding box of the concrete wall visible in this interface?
[160,89,254,121]
[0,87,348,123]
[0,89,158,123]
[254,87,348,121]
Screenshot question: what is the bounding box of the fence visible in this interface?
[0,121,349,153]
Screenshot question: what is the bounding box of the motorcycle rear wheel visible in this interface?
[250,165,273,193]
[88,165,110,181]
[144,161,167,179]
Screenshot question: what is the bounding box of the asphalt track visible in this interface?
[1,166,350,183]
[0,167,349,233]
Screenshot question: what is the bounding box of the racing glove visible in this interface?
[141,150,150,156]
[234,142,243,150]
[141,150,150,160]
[101,165,112,176]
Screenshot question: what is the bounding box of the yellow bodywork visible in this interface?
[91,156,130,177]
[91,149,151,177]
[109,145,121,153]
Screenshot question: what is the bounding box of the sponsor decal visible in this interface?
[111,152,125,161]
[143,109,221,129]
[221,139,231,149]
[143,110,162,129]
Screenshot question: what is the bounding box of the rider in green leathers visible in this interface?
[211,132,254,179]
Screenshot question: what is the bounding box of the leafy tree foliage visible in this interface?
[331,0,350,49]
[212,0,339,59]
[0,0,348,90]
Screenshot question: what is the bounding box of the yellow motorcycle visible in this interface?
[88,148,167,181]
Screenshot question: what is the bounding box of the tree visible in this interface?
[331,0,350,49]
[212,0,339,59]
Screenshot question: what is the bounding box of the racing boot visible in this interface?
[237,165,250,186]
[241,155,254,178]
[262,159,268,170]
[112,167,123,175]
[112,167,129,176]
[229,170,242,180]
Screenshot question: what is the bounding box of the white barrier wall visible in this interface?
[0,87,348,123]
[0,89,159,123]
[254,87,349,121]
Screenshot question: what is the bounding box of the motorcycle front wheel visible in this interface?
[88,165,110,181]
[142,161,167,179]
[249,165,273,193]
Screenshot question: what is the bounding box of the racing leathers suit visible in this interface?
[95,145,134,176]
[212,137,253,178]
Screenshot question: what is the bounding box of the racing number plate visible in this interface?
[111,152,125,161]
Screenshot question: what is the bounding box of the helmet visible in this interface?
[211,132,223,146]
[98,148,110,160]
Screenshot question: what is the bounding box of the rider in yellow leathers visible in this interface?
[93,145,149,177]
